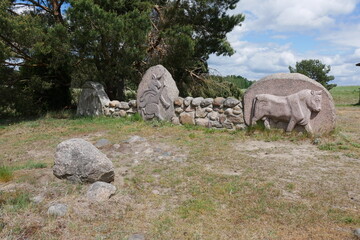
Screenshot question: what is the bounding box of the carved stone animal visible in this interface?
[139,74,172,120]
[251,89,322,133]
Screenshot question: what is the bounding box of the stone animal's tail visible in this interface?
[250,96,258,126]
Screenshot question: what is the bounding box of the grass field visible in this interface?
[330,86,360,106]
[0,88,359,239]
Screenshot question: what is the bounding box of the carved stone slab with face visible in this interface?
[243,73,336,134]
[137,65,179,121]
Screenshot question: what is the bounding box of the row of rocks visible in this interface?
[102,96,247,130]
[104,100,138,118]
[171,96,246,130]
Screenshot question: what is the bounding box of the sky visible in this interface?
[208,0,360,86]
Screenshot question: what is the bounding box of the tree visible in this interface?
[68,0,245,99]
[68,0,151,100]
[1,0,245,116]
[146,0,245,97]
[289,59,336,90]
[0,0,73,115]
[222,75,254,89]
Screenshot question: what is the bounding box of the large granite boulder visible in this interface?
[243,73,336,134]
[77,81,110,116]
[53,138,114,183]
[137,65,179,121]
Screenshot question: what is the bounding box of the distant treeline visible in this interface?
[219,75,254,89]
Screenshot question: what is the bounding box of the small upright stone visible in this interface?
[77,82,110,116]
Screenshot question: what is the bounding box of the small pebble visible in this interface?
[128,233,145,240]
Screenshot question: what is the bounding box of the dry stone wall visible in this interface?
[104,100,138,118]
[171,96,246,130]
[104,95,246,130]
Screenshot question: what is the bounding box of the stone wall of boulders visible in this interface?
[104,96,246,130]
[171,96,246,130]
[104,100,138,118]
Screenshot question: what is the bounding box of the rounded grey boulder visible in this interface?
[86,181,116,202]
[47,203,68,217]
[53,138,114,183]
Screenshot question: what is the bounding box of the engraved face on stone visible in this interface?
[307,90,322,112]
[137,65,179,121]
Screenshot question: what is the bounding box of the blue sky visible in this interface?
[208,0,360,86]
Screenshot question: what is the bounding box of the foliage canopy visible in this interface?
[0,0,244,116]
[289,59,336,90]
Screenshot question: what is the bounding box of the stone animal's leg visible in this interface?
[304,123,314,134]
[286,118,296,132]
[143,103,160,120]
[263,117,271,129]
[251,115,260,126]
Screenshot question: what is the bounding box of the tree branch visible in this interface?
[22,0,50,13]
[0,35,33,61]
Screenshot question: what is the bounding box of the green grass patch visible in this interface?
[178,198,216,219]
[11,161,47,171]
[330,86,360,105]
[327,208,360,224]
[0,165,13,182]
[0,191,31,212]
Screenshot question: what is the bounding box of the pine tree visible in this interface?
[289,59,336,90]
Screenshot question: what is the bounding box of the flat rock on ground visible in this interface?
[86,181,116,202]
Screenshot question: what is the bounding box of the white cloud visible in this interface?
[210,0,360,86]
[319,23,360,48]
[233,0,358,31]
[209,42,297,80]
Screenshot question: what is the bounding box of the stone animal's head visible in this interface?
[151,74,163,89]
[306,90,322,112]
